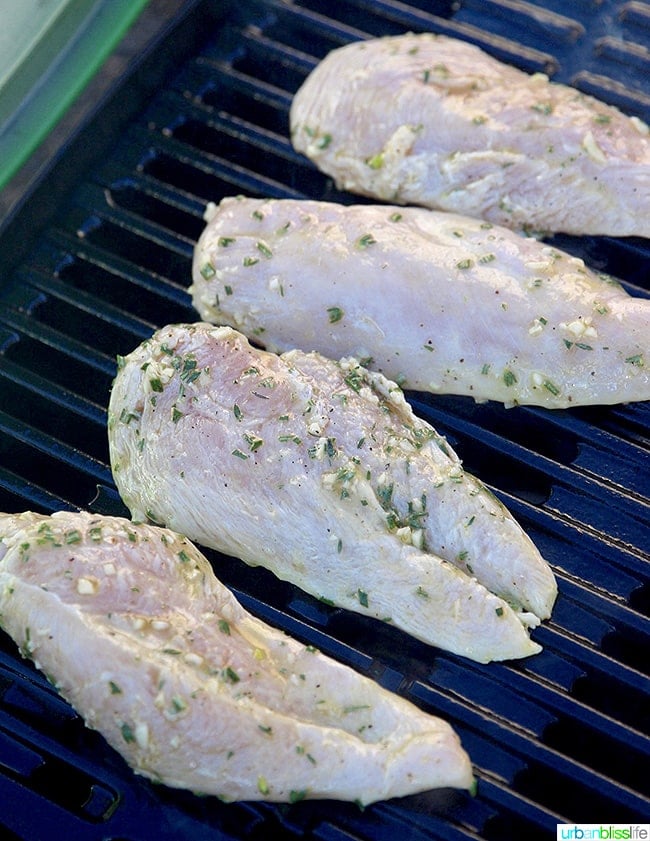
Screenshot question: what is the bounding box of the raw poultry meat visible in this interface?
[0,510,474,803]
[108,323,557,663]
[290,33,650,237]
[191,197,650,408]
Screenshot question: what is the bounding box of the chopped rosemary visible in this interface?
[543,380,560,396]
[357,233,376,248]
[121,723,135,743]
[344,369,364,392]
[327,306,344,323]
[278,433,302,445]
[244,432,263,452]
[171,696,187,714]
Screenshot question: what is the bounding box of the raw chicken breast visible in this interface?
[290,33,650,237]
[0,510,474,803]
[191,197,650,408]
[108,323,557,663]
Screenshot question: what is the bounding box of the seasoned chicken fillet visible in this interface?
[191,197,650,408]
[108,323,557,663]
[0,510,474,803]
[290,33,650,237]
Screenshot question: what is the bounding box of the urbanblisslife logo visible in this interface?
[557,826,649,840]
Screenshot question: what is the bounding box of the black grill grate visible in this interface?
[0,1,648,838]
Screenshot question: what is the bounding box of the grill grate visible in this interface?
[0,1,648,839]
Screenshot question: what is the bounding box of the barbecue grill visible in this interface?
[0,1,648,839]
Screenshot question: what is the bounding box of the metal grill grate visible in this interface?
[0,1,648,839]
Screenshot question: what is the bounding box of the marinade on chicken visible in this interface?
[290,33,650,237]
[191,197,650,408]
[0,510,474,803]
[108,323,557,663]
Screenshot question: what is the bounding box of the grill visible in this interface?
[0,0,648,838]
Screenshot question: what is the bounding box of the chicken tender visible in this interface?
[290,33,650,236]
[108,323,557,663]
[0,510,474,803]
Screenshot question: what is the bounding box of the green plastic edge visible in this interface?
[0,0,151,192]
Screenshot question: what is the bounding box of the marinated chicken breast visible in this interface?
[290,33,650,237]
[0,510,474,803]
[191,197,650,408]
[108,323,557,663]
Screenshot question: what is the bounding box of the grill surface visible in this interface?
[0,1,648,839]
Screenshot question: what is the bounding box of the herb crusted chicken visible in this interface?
[191,197,650,408]
[290,33,650,237]
[0,510,474,803]
[108,323,557,663]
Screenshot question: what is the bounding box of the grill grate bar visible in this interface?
[259,0,561,71]
[414,681,650,820]
[0,410,111,488]
[0,306,115,381]
[0,355,106,430]
[0,466,75,516]
[23,267,164,346]
[419,399,650,530]
[573,69,650,118]
[46,233,196,328]
[454,0,586,44]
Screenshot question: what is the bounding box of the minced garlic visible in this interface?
[582,130,607,163]
[76,577,99,595]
